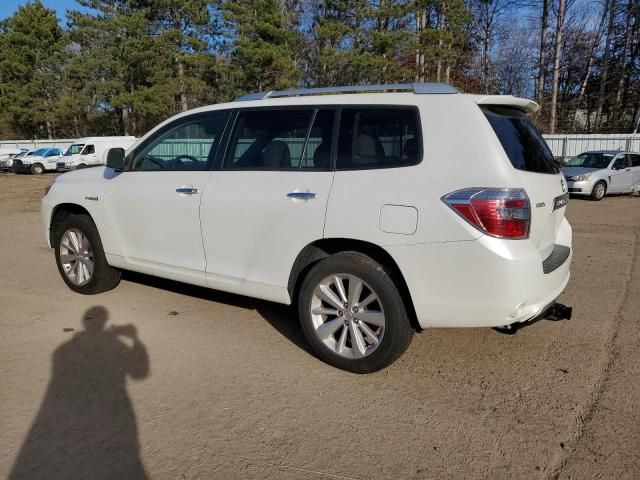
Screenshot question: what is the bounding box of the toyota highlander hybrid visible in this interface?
[41,83,572,372]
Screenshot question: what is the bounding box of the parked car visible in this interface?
[13,147,64,174]
[42,83,572,372]
[0,148,27,170]
[57,136,137,171]
[563,150,640,200]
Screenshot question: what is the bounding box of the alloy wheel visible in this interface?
[595,183,605,199]
[59,228,94,286]
[310,274,385,359]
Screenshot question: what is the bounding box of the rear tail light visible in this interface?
[442,188,530,239]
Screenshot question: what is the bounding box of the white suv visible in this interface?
[42,83,572,372]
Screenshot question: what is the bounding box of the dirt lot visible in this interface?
[1,171,639,480]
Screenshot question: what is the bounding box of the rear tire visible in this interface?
[54,214,121,294]
[297,252,413,373]
[591,181,606,201]
[31,163,44,175]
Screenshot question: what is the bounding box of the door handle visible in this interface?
[176,187,199,195]
[287,191,317,200]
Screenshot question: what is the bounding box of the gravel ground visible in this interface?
[1,171,639,479]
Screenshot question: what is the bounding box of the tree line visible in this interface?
[0,0,638,139]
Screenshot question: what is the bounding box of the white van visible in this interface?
[57,136,136,171]
[42,83,572,372]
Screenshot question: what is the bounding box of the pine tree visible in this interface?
[218,0,302,93]
[413,0,469,83]
[68,0,173,135]
[0,0,66,138]
[147,0,221,111]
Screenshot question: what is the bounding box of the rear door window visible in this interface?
[300,110,335,169]
[481,106,558,174]
[336,107,421,170]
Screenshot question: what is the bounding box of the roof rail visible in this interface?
[234,82,458,102]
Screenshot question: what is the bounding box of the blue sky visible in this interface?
[0,0,88,23]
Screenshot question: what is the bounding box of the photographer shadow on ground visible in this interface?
[9,306,150,480]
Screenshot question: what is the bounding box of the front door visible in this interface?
[627,153,640,189]
[200,108,336,302]
[609,155,632,193]
[79,144,98,166]
[103,111,229,284]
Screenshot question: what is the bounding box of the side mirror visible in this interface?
[106,148,125,170]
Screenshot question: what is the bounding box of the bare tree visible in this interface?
[594,0,617,129]
[613,0,634,127]
[572,0,609,129]
[536,0,550,106]
[549,0,567,133]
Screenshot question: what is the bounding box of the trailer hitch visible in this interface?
[494,302,572,335]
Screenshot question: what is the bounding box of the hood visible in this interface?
[562,166,606,177]
[56,165,109,182]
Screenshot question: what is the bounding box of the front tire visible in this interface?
[298,252,413,373]
[591,181,606,201]
[31,163,44,175]
[54,214,121,294]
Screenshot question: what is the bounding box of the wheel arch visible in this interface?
[593,178,608,196]
[288,238,420,331]
[50,203,94,246]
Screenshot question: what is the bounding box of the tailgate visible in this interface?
[518,171,568,257]
[480,104,566,257]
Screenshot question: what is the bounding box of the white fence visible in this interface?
[0,139,75,153]
[542,134,640,158]
[3,134,640,159]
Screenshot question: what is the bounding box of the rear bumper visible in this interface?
[387,217,572,328]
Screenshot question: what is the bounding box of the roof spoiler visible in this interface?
[472,95,540,114]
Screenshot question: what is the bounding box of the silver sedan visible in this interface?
[563,150,640,200]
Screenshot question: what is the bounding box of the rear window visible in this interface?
[481,106,558,174]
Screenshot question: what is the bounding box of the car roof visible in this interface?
[130,83,541,150]
[581,150,623,155]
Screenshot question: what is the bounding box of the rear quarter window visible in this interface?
[481,106,559,174]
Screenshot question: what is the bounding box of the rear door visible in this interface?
[200,107,336,300]
[481,106,566,258]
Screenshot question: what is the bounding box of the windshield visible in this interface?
[565,152,614,169]
[65,144,84,156]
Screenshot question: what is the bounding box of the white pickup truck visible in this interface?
[57,136,136,171]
